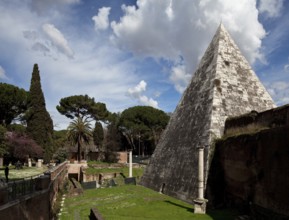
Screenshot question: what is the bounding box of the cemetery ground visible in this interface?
[0,165,48,180]
[59,165,237,220]
[60,184,237,220]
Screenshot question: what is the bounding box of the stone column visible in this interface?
[129,150,133,178]
[194,146,208,214]
[198,146,204,199]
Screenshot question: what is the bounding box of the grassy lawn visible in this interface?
[86,161,144,177]
[0,166,48,180]
[86,166,144,177]
[60,184,237,220]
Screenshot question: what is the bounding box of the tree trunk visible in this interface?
[122,132,136,150]
[77,140,81,162]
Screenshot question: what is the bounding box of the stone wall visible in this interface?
[208,119,289,218]
[117,151,128,163]
[225,104,289,132]
[0,162,68,220]
[0,190,50,220]
[48,161,68,213]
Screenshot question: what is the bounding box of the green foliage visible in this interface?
[0,125,7,156]
[7,124,26,134]
[56,95,109,121]
[93,121,104,150]
[104,114,122,163]
[53,129,69,151]
[120,106,169,129]
[26,64,54,162]
[119,106,169,154]
[0,83,28,126]
[53,147,68,163]
[67,116,92,161]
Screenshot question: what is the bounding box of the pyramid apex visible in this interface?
[216,22,228,37]
[218,22,224,29]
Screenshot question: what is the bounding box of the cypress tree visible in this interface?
[93,121,104,151]
[26,64,54,162]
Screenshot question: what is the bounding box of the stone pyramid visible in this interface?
[140,24,275,203]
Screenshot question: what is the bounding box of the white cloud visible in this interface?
[267,81,289,105]
[128,80,146,96]
[42,23,74,58]
[92,7,111,31]
[169,64,191,93]
[111,0,267,92]
[127,80,159,108]
[40,42,139,111]
[284,64,289,73]
[1,0,286,129]
[165,0,174,21]
[271,81,289,90]
[139,96,159,108]
[0,66,8,79]
[258,0,284,18]
[0,1,140,129]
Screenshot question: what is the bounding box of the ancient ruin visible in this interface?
[208,105,289,218]
[140,24,275,203]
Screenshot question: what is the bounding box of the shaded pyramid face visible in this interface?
[140,24,275,203]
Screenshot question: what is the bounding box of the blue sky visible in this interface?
[0,0,288,130]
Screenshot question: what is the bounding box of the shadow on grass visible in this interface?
[165,200,236,220]
[165,200,194,213]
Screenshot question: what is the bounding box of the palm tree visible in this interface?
[67,116,92,162]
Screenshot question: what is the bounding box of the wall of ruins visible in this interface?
[207,106,289,218]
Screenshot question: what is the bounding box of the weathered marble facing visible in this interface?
[210,25,275,140]
[140,24,275,204]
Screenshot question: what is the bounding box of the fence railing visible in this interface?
[7,177,36,201]
[0,162,68,205]
[6,174,49,202]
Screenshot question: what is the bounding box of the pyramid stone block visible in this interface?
[140,24,275,203]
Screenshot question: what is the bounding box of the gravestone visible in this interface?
[28,158,32,167]
[140,24,275,203]
[109,179,117,187]
[82,181,97,190]
[37,159,43,168]
[124,177,136,185]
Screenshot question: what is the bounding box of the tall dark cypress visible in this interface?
[26,64,54,162]
[93,121,104,151]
